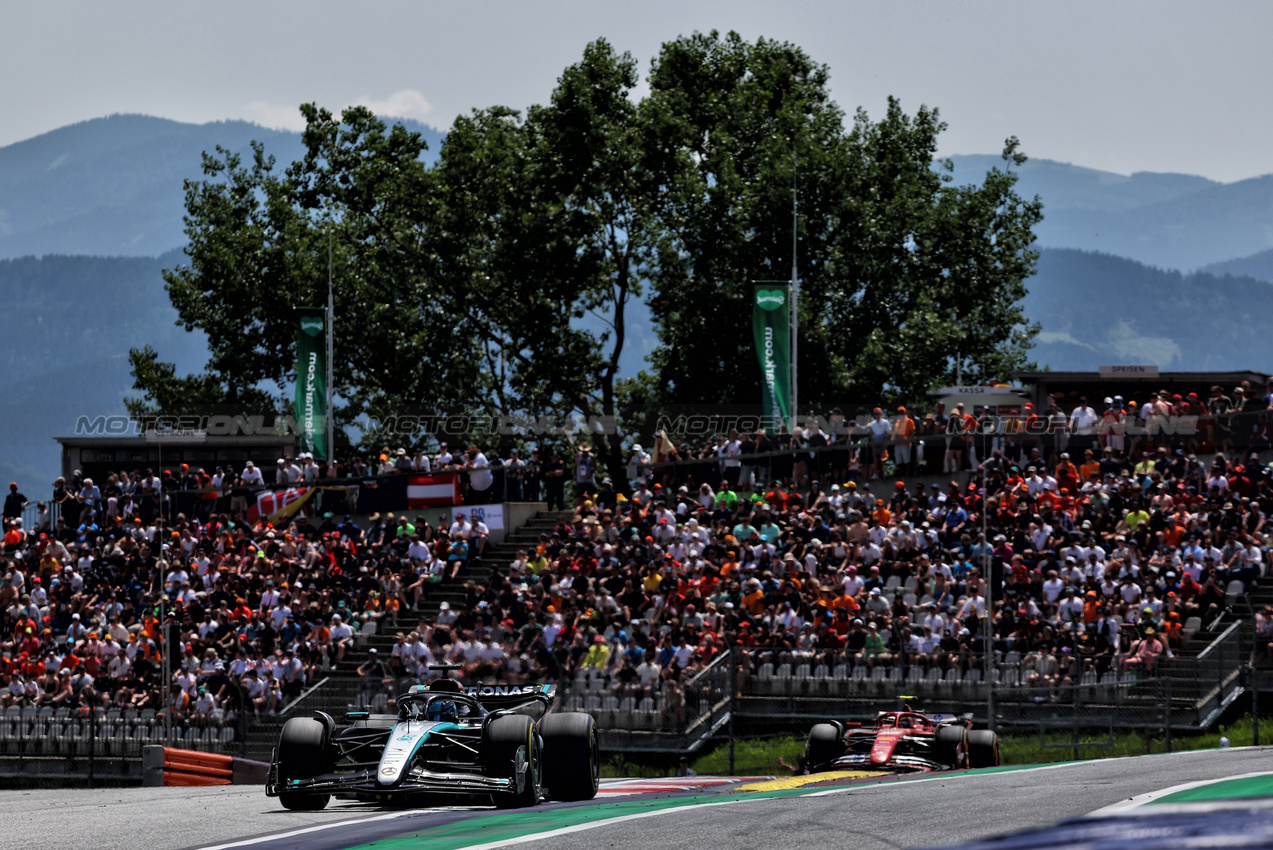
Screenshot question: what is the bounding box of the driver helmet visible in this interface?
[427,698,458,723]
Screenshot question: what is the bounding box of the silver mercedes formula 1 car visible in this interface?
[265,667,599,810]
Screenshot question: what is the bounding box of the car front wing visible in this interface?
[821,752,948,773]
[266,760,518,798]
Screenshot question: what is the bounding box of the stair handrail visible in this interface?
[1196,620,1243,663]
[279,676,330,716]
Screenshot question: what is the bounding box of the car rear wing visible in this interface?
[466,683,557,710]
[923,713,974,724]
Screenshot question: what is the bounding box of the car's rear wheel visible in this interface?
[541,713,600,801]
[967,730,1000,768]
[805,723,844,771]
[935,726,968,769]
[485,715,540,808]
[277,717,332,811]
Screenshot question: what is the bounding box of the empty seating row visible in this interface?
[0,706,239,755]
[747,662,989,697]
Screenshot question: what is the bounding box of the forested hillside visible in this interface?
[0,251,206,487]
[1026,248,1273,371]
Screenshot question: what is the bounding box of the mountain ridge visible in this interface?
[1202,247,1273,283]
[945,155,1273,270]
[0,113,445,259]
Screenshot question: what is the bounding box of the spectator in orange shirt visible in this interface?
[741,581,765,616]
[894,407,916,475]
[831,589,860,616]
[1083,590,1101,624]
[1055,453,1080,492]
[1079,449,1100,483]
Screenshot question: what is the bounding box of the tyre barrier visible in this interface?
[141,745,269,787]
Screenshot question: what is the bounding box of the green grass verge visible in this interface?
[603,715,1270,779]
[1003,714,1264,764]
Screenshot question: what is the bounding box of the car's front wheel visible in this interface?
[277,717,332,811]
[485,715,540,808]
[805,723,844,771]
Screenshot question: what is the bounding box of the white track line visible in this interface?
[803,760,1082,796]
[197,781,641,850]
[1089,771,1273,816]
[451,798,756,850]
[200,810,428,850]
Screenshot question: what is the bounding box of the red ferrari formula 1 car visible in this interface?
[804,702,999,773]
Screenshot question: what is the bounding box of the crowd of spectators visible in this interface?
[0,441,514,728]
[431,386,1273,713]
[4,383,1273,734]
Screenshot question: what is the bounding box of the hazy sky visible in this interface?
[5,0,1271,182]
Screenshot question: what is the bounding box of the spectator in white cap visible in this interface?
[394,448,412,473]
[329,613,355,665]
[436,600,457,627]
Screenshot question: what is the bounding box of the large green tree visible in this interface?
[639,32,1041,415]
[132,31,1042,483]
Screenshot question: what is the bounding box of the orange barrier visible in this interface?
[142,744,269,787]
[157,746,233,786]
[162,746,232,769]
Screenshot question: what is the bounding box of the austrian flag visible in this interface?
[248,487,313,524]
[408,472,460,508]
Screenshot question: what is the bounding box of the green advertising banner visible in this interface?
[752,284,791,429]
[296,307,328,459]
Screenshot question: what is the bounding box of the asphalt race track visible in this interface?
[3,748,1272,850]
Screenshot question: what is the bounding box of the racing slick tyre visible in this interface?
[967,730,1000,768]
[805,723,844,771]
[935,725,968,769]
[277,717,332,811]
[540,712,600,801]
[485,714,541,808]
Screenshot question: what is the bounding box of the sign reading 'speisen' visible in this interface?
[1098,365,1159,376]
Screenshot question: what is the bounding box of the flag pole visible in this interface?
[790,149,799,433]
[326,219,335,464]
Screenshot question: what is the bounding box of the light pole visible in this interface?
[326,220,335,464]
[982,462,996,732]
[160,593,169,747]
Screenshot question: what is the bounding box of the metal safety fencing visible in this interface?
[0,704,242,787]
[670,623,1257,772]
